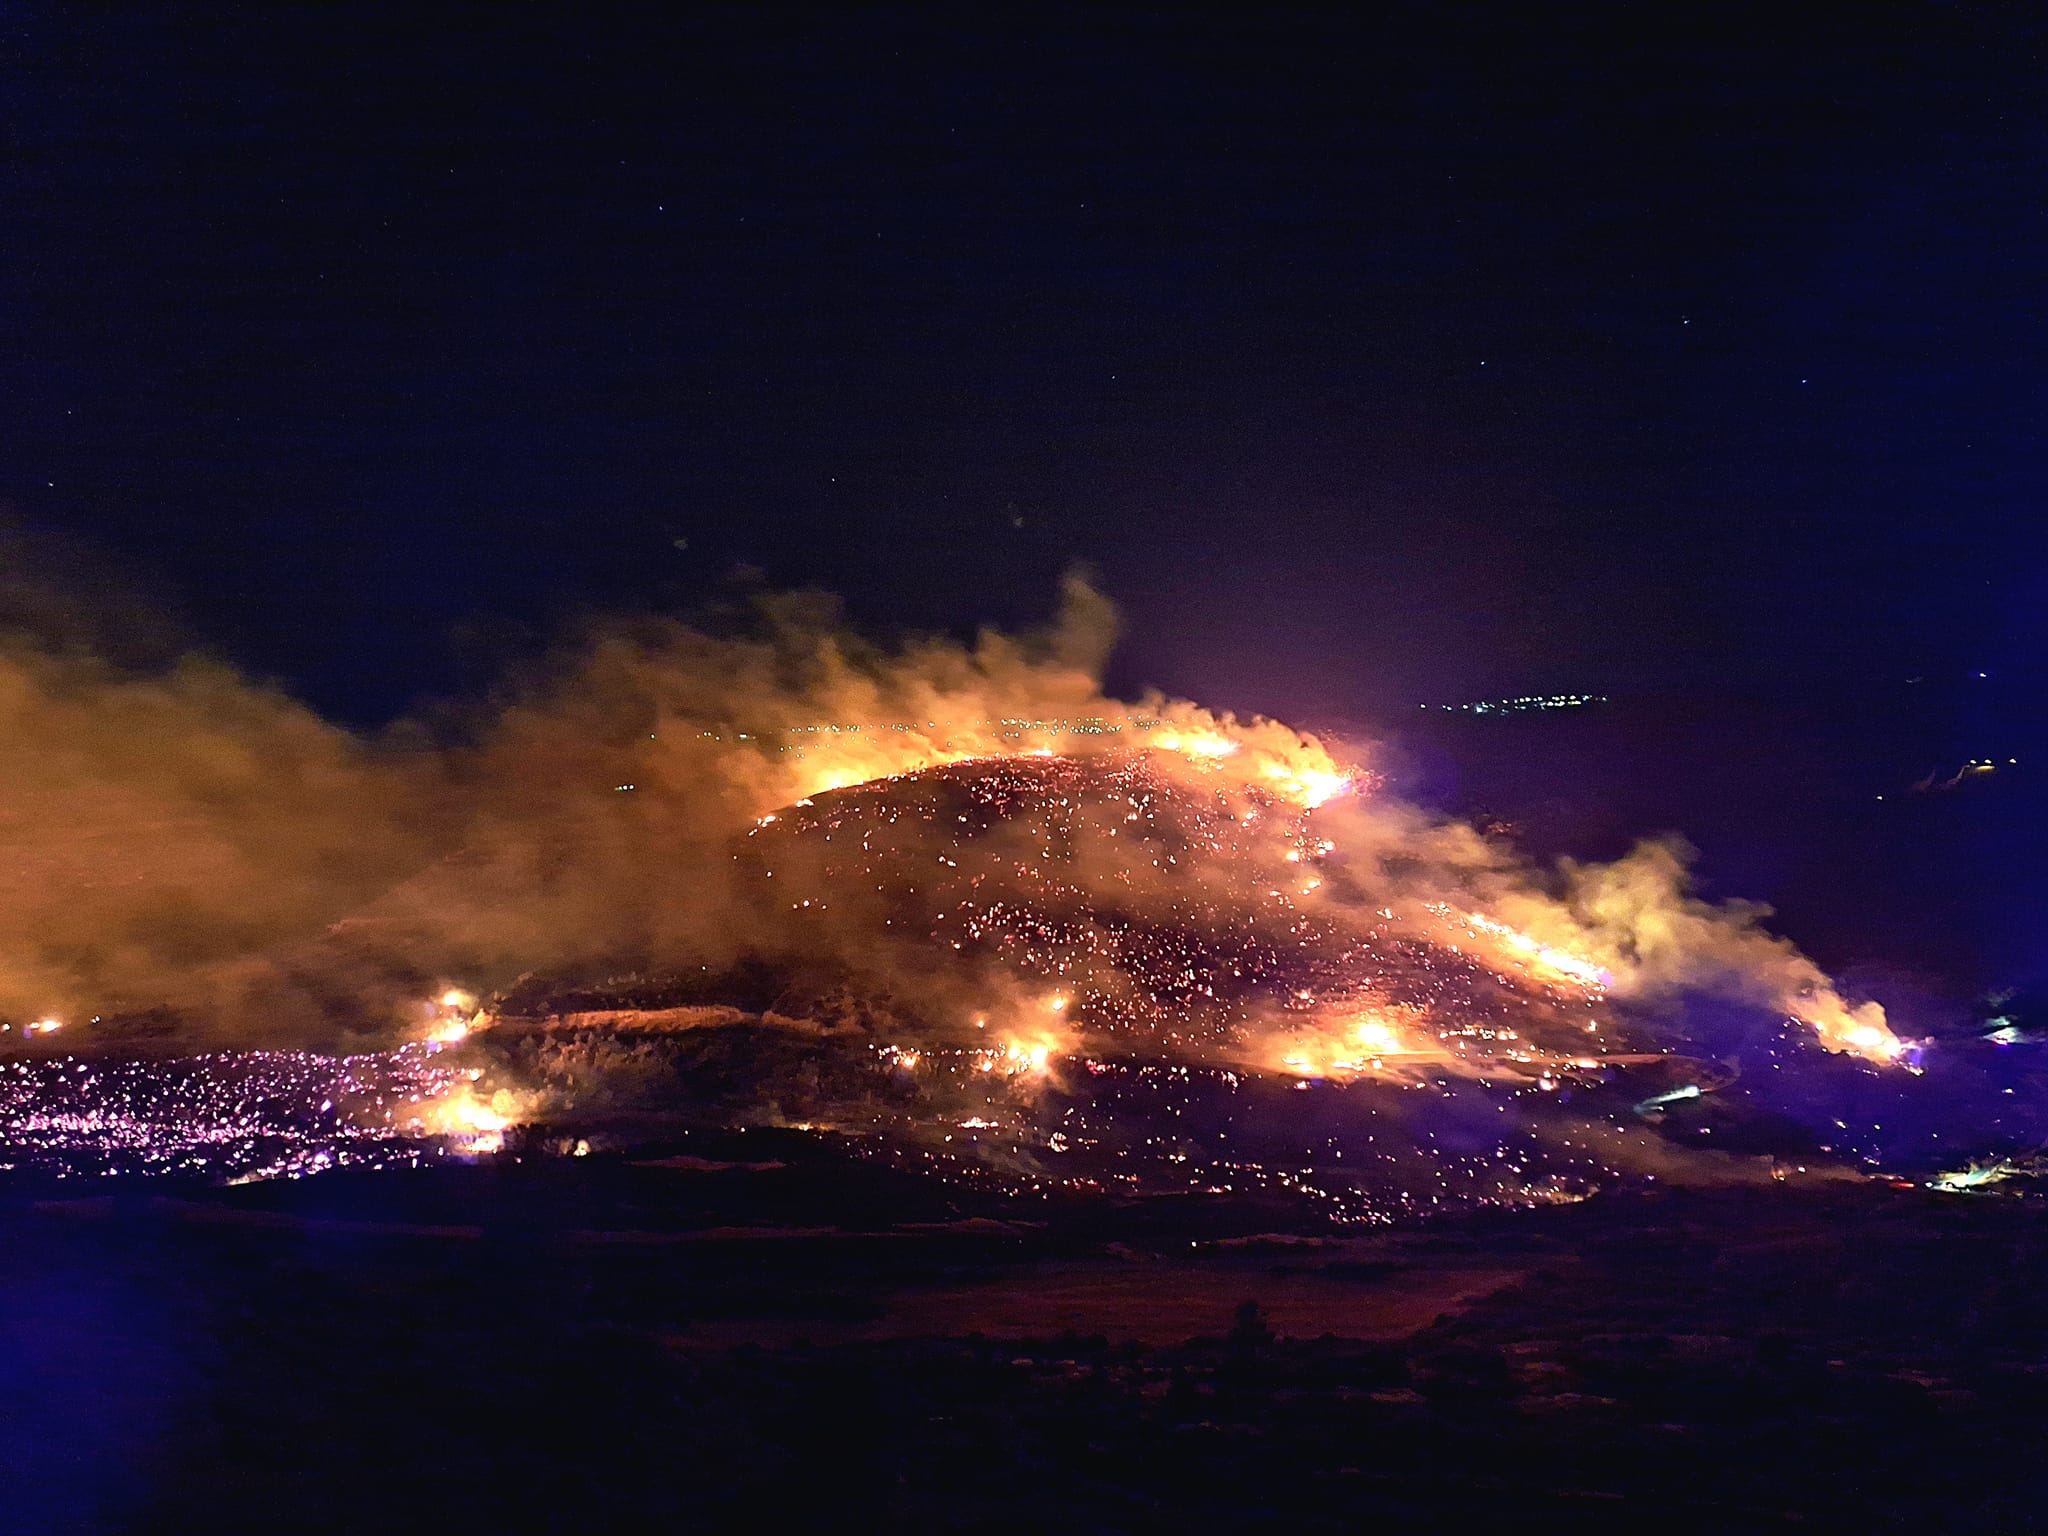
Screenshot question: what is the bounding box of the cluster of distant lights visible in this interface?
[1875,756,2021,800]
[1423,693,1607,715]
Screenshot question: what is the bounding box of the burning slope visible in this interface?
[0,727,1910,1205]
[452,744,1846,1223]
[737,748,1628,1085]
[0,568,1917,1205]
[0,560,1897,1066]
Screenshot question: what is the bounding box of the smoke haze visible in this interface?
[0,542,1894,1063]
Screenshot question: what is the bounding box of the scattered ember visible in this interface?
[0,1042,507,1184]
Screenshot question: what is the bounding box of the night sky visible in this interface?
[3,4,2044,727]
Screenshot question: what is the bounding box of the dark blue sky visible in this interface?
[2,3,2043,727]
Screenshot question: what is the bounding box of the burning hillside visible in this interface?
[0,575,1940,1210]
[453,744,1923,1221]
[734,748,1629,1082]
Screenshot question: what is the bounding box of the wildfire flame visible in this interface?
[972,1036,1060,1077]
[1794,997,1905,1065]
[1457,912,1612,991]
[419,987,488,1047]
[762,706,1360,814]
[413,1083,526,1155]
[1265,1007,1437,1081]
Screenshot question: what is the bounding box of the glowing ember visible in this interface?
[0,1042,526,1184]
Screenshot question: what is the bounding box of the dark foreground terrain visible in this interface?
[7,1139,2046,1534]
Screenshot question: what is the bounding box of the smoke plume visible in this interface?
[0,546,1894,1063]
